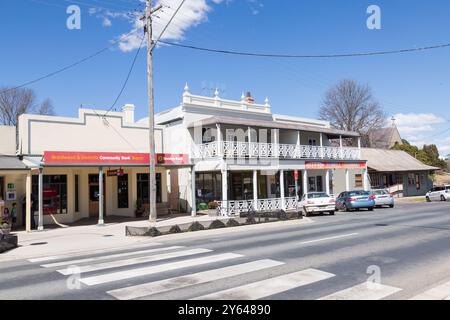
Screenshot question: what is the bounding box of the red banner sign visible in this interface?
[44,151,190,166]
[305,161,366,170]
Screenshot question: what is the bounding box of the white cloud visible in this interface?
[102,17,112,27]
[392,113,450,156]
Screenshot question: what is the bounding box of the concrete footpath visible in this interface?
[0,215,313,262]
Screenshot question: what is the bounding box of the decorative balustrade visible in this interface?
[193,141,360,160]
[217,197,298,216]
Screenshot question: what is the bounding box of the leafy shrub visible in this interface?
[197,203,208,211]
[208,201,219,209]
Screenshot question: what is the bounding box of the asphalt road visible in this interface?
[1,201,450,300]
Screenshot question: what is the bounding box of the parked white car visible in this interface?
[426,185,450,202]
[300,192,336,216]
[370,189,395,208]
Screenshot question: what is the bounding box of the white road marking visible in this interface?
[80,253,243,286]
[299,233,359,245]
[28,242,161,263]
[59,248,212,275]
[318,282,401,300]
[410,281,450,300]
[41,246,184,268]
[107,259,284,300]
[193,268,335,300]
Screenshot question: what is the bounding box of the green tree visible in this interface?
[391,143,447,169]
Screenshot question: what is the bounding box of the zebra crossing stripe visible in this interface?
[410,280,450,300]
[193,268,335,300]
[318,282,401,300]
[28,242,162,263]
[41,246,184,268]
[80,253,243,286]
[107,259,284,300]
[58,248,212,275]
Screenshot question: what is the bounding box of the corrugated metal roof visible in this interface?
[187,116,360,138]
[0,156,28,170]
[361,148,439,172]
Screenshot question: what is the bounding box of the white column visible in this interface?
[221,167,228,214]
[253,170,258,210]
[216,123,223,157]
[363,167,370,191]
[248,126,252,158]
[280,169,285,210]
[303,169,308,195]
[38,168,44,231]
[98,167,104,225]
[274,129,279,158]
[339,135,343,159]
[358,136,362,159]
[26,171,32,232]
[296,131,301,158]
[345,169,350,191]
[320,133,324,159]
[191,167,197,217]
[325,169,331,195]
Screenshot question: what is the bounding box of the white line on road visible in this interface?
[41,246,184,268]
[193,268,335,300]
[107,259,284,300]
[410,281,450,300]
[28,242,162,263]
[59,248,212,275]
[318,282,401,300]
[80,253,243,286]
[299,233,359,245]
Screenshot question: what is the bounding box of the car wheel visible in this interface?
[389,204,394,208]
[426,196,431,202]
[303,207,310,217]
[329,211,335,215]
[343,204,350,212]
[368,207,374,211]
[441,195,447,202]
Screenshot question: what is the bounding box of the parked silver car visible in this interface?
[370,189,395,208]
[426,185,450,202]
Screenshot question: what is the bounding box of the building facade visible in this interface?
[1,86,370,230]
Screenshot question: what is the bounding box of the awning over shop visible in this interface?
[361,148,439,172]
[0,155,29,170]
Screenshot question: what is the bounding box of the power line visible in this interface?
[0,29,142,94]
[158,40,450,59]
[104,34,146,116]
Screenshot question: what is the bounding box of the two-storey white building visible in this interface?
[4,85,369,231]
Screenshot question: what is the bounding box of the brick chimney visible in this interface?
[122,104,135,124]
[244,92,255,104]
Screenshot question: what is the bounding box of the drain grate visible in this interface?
[375,223,389,227]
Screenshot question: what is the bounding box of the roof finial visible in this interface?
[214,87,220,98]
[241,92,245,101]
[391,116,396,127]
[265,97,269,106]
[184,82,189,93]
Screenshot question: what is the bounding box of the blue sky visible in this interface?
[1,0,450,155]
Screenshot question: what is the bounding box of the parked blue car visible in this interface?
[336,190,375,212]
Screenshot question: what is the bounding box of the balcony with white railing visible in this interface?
[217,197,298,216]
[192,141,361,161]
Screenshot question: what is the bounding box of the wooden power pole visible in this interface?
[145,0,157,222]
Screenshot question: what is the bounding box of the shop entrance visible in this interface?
[88,174,106,218]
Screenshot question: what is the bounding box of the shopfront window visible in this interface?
[195,172,222,203]
[32,175,68,214]
[117,174,129,208]
[137,173,161,204]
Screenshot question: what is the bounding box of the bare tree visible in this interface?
[0,87,55,126]
[318,79,386,146]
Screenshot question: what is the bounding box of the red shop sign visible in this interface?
[44,151,190,166]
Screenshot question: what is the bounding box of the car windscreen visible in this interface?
[373,190,388,195]
[348,191,369,196]
[308,193,329,198]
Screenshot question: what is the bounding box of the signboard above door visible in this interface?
[43,151,190,166]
